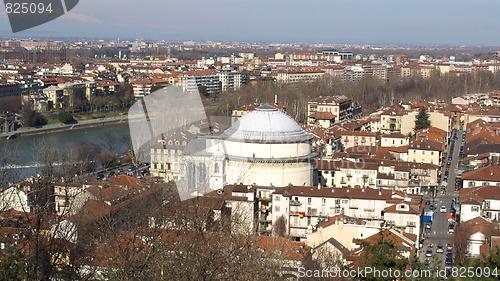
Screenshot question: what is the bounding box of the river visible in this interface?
[0,123,131,179]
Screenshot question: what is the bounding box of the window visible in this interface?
[471,206,479,212]
[275,196,280,202]
[307,197,312,205]
[275,206,280,212]
[214,163,219,174]
[322,198,326,204]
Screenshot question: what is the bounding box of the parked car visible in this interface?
[437,244,444,253]
[117,168,123,174]
[96,173,104,180]
[128,165,136,172]
[448,224,455,233]
[108,171,115,177]
[426,249,433,257]
[447,243,453,250]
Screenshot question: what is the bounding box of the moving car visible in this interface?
[440,206,447,213]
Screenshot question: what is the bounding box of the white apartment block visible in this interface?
[271,186,396,241]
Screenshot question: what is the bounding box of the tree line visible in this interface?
[209,70,500,123]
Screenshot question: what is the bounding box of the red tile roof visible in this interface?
[461,165,500,181]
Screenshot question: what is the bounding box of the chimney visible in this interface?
[275,94,278,104]
[318,182,321,190]
[332,186,336,193]
[347,186,350,193]
[378,188,382,196]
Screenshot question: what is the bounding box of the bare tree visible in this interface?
[453,223,473,266]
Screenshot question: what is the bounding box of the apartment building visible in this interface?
[307,95,361,125]
[177,69,221,95]
[150,131,197,181]
[271,185,393,241]
[217,69,243,92]
[380,106,406,134]
[461,164,500,188]
[275,68,325,84]
[408,139,443,165]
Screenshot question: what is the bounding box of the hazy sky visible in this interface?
[1,0,500,46]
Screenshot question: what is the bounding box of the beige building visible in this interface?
[42,85,64,109]
[380,106,406,134]
[380,133,409,147]
[339,131,377,150]
[276,69,325,84]
[408,140,443,165]
[401,110,451,136]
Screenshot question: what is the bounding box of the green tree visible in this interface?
[0,244,27,280]
[27,111,48,127]
[358,228,409,281]
[198,84,209,97]
[57,111,76,124]
[414,106,431,131]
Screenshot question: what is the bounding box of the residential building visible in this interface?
[408,139,443,165]
[380,106,406,134]
[217,69,243,91]
[459,185,500,222]
[307,95,361,124]
[42,85,64,109]
[271,185,395,241]
[380,133,409,147]
[461,164,500,188]
[276,69,325,84]
[177,69,221,95]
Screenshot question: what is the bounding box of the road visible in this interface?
[0,115,128,139]
[420,129,463,270]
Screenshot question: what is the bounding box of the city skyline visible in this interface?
[1,0,500,46]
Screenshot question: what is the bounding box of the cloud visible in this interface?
[61,12,102,24]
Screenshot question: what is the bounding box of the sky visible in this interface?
[1,0,500,46]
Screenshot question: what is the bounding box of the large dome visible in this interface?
[223,104,311,143]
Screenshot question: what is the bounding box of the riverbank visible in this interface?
[0,115,129,140]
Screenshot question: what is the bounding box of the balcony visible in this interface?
[290,200,301,206]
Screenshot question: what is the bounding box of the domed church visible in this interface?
[177,104,315,200]
[220,104,315,187]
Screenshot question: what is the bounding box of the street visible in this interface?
[420,129,463,269]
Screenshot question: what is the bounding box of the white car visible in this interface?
[440,206,447,213]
